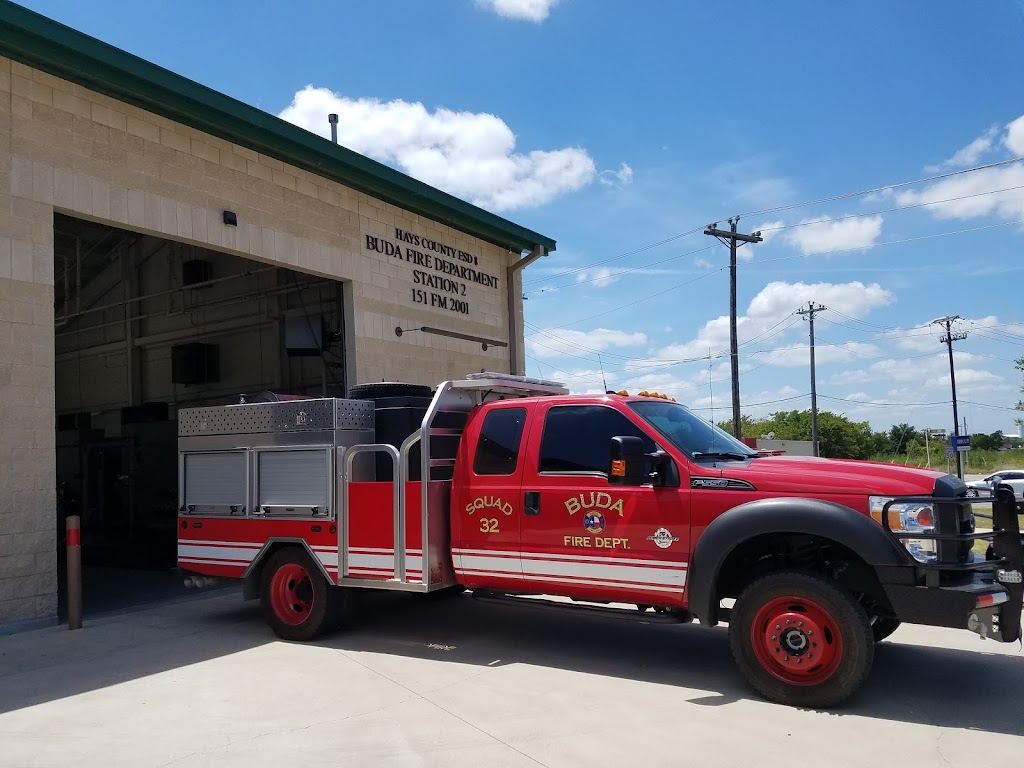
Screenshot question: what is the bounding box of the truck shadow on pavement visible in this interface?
[2,589,1020,735]
[320,591,1024,736]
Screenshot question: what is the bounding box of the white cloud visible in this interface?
[756,340,882,368]
[926,125,999,171]
[476,0,559,21]
[754,220,785,245]
[896,163,1024,221]
[649,280,892,363]
[279,85,595,211]
[1007,114,1024,155]
[600,163,634,187]
[784,215,884,256]
[899,114,1024,223]
[526,327,648,359]
[574,267,618,288]
[747,280,893,320]
[828,351,1009,397]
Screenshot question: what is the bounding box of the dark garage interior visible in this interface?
[53,214,350,613]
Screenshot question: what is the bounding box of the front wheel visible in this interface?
[260,547,346,641]
[729,571,874,708]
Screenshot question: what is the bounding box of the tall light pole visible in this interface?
[932,315,967,479]
[797,301,826,457]
[704,218,762,438]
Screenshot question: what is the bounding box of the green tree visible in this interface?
[886,423,923,455]
[970,431,1005,451]
[727,409,880,459]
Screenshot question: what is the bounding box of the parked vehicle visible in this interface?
[177,373,1023,708]
[966,471,1024,511]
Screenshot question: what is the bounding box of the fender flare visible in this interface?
[688,497,910,626]
[241,538,334,600]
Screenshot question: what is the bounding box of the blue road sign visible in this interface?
[953,435,971,450]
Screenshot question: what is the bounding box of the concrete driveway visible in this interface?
[1,590,1022,767]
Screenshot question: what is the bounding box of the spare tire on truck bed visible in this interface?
[347,382,433,400]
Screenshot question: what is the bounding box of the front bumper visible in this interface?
[877,490,1023,642]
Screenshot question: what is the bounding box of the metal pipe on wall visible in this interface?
[55,280,325,337]
[54,266,279,326]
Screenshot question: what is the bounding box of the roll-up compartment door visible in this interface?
[257,448,330,516]
[182,451,248,514]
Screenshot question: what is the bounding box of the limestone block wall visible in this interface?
[0,55,524,626]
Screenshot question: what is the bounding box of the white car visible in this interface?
[966,471,1024,510]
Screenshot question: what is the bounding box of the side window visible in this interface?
[539,405,654,474]
[473,408,527,476]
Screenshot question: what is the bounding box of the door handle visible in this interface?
[524,491,540,515]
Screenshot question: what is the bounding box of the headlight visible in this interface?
[869,496,937,563]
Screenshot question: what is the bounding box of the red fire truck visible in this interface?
[177,373,1023,707]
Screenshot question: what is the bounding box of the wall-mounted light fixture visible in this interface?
[395,326,507,352]
[223,210,238,226]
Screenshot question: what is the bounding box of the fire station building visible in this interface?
[0,4,555,630]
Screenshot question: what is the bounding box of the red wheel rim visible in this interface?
[270,563,315,626]
[750,595,844,687]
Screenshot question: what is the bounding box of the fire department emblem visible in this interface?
[583,510,606,534]
[647,527,679,549]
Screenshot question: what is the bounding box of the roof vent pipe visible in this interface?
[328,113,339,144]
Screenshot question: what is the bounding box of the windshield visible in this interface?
[627,400,758,460]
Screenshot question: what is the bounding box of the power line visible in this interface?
[523,226,706,286]
[818,394,951,407]
[735,155,1024,219]
[524,156,1024,292]
[530,180,1023,297]
[527,244,717,294]
[536,218,1023,331]
[756,182,1024,234]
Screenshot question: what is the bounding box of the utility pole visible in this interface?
[704,218,763,438]
[796,301,827,457]
[933,315,968,479]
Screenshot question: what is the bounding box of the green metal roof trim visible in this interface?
[0,3,556,254]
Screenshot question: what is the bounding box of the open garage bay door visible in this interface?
[54,214,349,592]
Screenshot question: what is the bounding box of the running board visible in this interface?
[471,590,692,624]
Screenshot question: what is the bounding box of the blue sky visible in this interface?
[22,0,1024,437]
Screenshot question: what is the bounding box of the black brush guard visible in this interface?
[880,492,1023,642]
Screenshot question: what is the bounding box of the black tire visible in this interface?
[872,617,901,642]
[347,382,433,400]
[260,547,348,641]
[729,571,874,708]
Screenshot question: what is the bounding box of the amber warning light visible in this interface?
[611,460,626,477]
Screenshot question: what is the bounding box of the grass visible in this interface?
[969,503,1024,557]
[868,448,1024,473]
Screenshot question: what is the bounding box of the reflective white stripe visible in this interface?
[316,552,339,568]
[348,553,423,572]
[179,539,264,548]
[350,547,423,555]
[180,558,247,568]
[178,545,258,563]
[453,548,687,570]
[458,570,682,594]
[458,554,686,588]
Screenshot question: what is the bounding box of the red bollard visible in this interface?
[66,515,82,630]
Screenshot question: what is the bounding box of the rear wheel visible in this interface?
[729,571,874,708]
[260,547,347,641]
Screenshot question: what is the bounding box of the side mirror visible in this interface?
[609,436,646,486]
